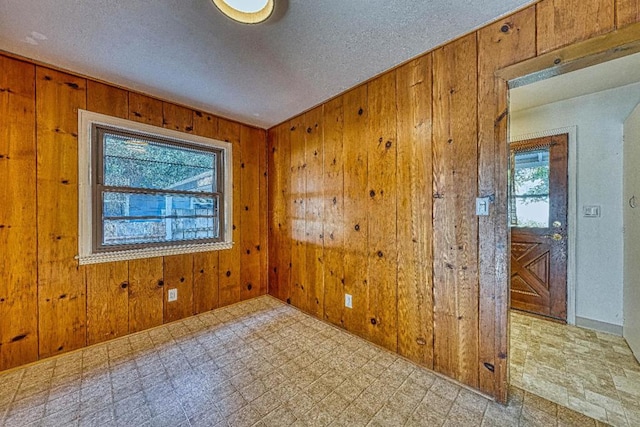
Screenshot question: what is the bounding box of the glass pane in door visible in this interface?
[511,148,550,228]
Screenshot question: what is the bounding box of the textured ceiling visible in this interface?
[0,0,535,128]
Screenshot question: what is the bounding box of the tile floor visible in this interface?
[510,310,640,427]
[0,296,606,427]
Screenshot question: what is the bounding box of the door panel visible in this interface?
[510,134,568,320]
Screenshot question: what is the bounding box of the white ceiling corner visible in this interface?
[0,0,536,128]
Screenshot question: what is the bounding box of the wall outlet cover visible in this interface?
[345,294,353,309]
[168,288,178,302]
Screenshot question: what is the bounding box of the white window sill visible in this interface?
[77,241,233,265]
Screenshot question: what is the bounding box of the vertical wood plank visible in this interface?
[86,81,128,119]
[85,80,131,346]
[163,254,194,322]
[267,123,292,302]
[432,34,479,388]
[128,257,164,332]
[289,116,308,311]
[322,96,345,327]
[366,72,398,352]
[536,0,615,54]
[259,128,269,296]
[127,94,165,330]
[240,126,263,301]
[478,7,537,401]
[128,93,163,126]
[217,119,242,307]
[396,56,434,368]
[0,57,38,370]
[617,0,640,27]
[36,67,87,358]
[192,111,220,314]
[162,103,195,320]
[303,108,325,318]
[341,86,370,338]
[86,263,129,345]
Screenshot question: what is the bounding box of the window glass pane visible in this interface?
[102,191,219,246]
[103,132,216,193]
[512,148,550,228]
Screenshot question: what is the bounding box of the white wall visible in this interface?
[511,82,640,328]
[624,102,640,357]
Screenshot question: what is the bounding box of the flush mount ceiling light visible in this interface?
[212,0,274,24]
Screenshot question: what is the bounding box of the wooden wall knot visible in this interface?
[369,190,376,198]
[226,271,231,277]
[120,282,128,289]
[11,334,27,342]
[64,82,80,90]
[247,284,252,290]
[385,141,392,149]
[370,318,377,325]
[433,192,444,199]
[0,87,13,93]
[416,337,427,346]
[358,108,364,116]
[500,23,511,33]
[354,224,360,231]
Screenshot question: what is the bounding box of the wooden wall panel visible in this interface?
[536,0,615,54]
[0,57,38,370]
[267,124,292,302]
[289,117,308,310]
[192,111,220,314]
[240,126,264,301]
[365,72,398,351]
[341,86,370,338]
[86,81,128,119]
[129,93,163,126]
[617,0,640,27]
[163,254,194,322]
[303,108,325,318]
[36,67,87,358]
[85,79,131,347]
[0,53,267,371]
[128,257,164,332]
[432,34,479,387]
[217,119,242,307]
[396,56,434,368]
[477,7,537,400]
[86,263,129,345]
[321,96,345,327]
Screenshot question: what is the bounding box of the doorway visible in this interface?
[510,135,568,321]
[506,49,640,426]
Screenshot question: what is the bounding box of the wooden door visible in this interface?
[509,134,568,320]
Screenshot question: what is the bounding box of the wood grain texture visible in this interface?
[86,81,128,118]
[341,86,370,338]
[36,67,87,358]
[163,254,194,322]
[86,262,129,345]
[259,128,269,296]
[477,7,536,400]
[128,93,163,126]
[366,72,398,352]
[537,0,615,54]
[240,126,263,301]
[321,96,345,327]
[128,257,164,332]
[217,119,242,307]
[303,108,325,318]
[432,34,479,388]
[289,117,308,311]
[192,110,220,314]
[617,0,640,27]
[396,55,434,368]
[0,57,38,370]
[267,123,292,302]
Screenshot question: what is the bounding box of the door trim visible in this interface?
[511,126,577,326]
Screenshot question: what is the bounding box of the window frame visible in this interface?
[78,110,233,265]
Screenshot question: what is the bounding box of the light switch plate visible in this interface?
[345,294,353,309]
[476,197,490,216]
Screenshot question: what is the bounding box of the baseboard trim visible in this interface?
[575,316,623,336]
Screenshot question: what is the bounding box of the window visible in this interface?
[78,110,233,265]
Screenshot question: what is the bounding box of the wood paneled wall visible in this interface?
[267,0,640,401]
[0,54,267,371]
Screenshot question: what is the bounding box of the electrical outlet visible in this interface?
[345,294,353,309]
[168,288,178,302]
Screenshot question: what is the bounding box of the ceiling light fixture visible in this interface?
[212,0,274,24]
